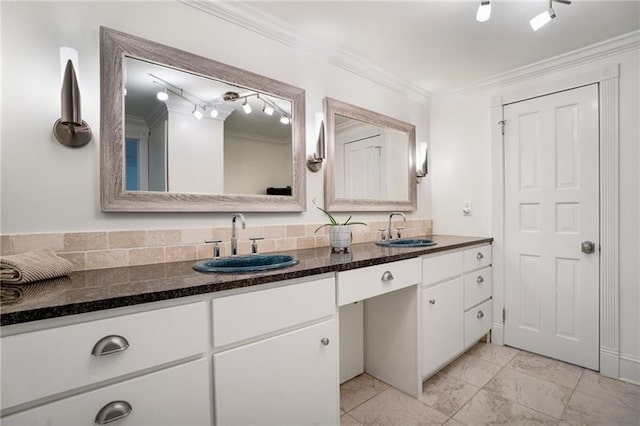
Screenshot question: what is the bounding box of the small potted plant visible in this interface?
[315,205,366,252]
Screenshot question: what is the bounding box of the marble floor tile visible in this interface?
[443,418,465,426]
[507,351,584,389]
[341,413,364,426]
[349,387,449,426]
[575,369,640,412]
[440,354,503,387]
[560,390,640,426]
[420,372,480,417]
[484,366,573,419]
[453,389,557,425]
[340,374,389,412]
[466,342,520,366]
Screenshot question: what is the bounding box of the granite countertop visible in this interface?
[0,235,492,326]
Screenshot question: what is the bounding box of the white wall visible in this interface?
[0,1,431,234]
[431,49,640,371]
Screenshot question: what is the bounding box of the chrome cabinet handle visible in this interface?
[95,401,132,424]
[429,299,436,305]
[477,310,484,319]
[476,252,484,260]
[321,337,330,346]
[381,271,394,281]
[91,335,129,356]
[477,275,484,284]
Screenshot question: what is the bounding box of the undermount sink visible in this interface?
[193,254,299,274]
[375,238,437,248]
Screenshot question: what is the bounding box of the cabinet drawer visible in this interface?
[463,267,492,310]
[463,245,492,272]
[464,299,492,347]
[213,277,335,347]
[422,251,463,285]
[337,258,421,306]
[1,302,207,410]
[2,359,211,426]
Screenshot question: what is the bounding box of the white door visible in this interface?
[343,135,387,199]
[503,84,599,370]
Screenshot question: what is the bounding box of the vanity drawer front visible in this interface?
[2,359,211,426]
[464,299,492,347]
[422,251,463,286]
[463,244,492,272]
[1,302,207,410]
[337,258,421,306]
[463,267,492,310]
[213,276,335,347]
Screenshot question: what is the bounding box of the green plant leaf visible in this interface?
[315,205,337,225]
[342,215,353,225]
[314,223,333,233]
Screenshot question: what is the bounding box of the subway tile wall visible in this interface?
[0,219,432,271]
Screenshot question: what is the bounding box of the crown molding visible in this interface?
[446,30,640,96]
[180,0,432,106]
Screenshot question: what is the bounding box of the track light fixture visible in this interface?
[476,0,491,23]
[263,103,274,116]
[280,115,290,125]
[156,89,169,101]
[242,99,252,114]
[210,107,219,118]
[192,105,203,120]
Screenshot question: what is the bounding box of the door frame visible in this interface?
[490,63,620,379]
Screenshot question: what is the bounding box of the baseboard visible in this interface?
[600,348,620,378]
[619,353,640,385]
[490,323,504,345]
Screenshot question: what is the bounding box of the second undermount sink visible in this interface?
[193,254,299,274]
[376,238,437,248]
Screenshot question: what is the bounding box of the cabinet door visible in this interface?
[421,278,464,377]
[2,359,211,426]
[214,320,339,426]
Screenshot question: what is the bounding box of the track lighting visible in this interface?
[192,105,203,120]
[242,99,252,114]
[263,103,274,116]
[156,89,168,101]
[530,0,571,31]
[476,1,491,22]
[280,115,290,125]
[210,107,219,118]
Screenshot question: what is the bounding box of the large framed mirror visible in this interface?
[324,98,417,211]
[100,27,305,212]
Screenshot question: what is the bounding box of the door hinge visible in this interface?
[499,120,506,135]
[502,308,506,323]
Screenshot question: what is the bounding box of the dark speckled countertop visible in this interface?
[0,235,492,326]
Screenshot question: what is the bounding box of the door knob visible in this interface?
[581,241,595,254]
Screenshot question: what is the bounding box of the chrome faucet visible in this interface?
[231,213,246,256]
[387,212,406,240]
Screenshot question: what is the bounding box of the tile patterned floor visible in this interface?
[340,343,640,425]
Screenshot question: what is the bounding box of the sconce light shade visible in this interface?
[53,59,92,147]
[416,142,428,182]
[307,119,325,173]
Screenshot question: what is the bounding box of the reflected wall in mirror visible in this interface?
[101,27,305,212]
[325,98,417,211]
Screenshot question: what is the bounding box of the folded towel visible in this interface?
[0,249,72,284]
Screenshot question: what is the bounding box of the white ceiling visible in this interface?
[246,0,640,93]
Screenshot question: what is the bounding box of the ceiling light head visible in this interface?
[263,103,274,116]
[242,100,252,114]
[476,0,491,22]
[156,89,168,101]
[530,7,555,31]
[192,105,203,120]
[210,107,219,118]
[280,115,290,125]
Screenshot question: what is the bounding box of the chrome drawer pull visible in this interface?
[476,252,484,260]
[381,271,394,282]
[477,310,484,319]
[321,337,330,346]
[429,299,436,305]
[477,276,484,284]
[95,401,132,424]
[91,335,129,356]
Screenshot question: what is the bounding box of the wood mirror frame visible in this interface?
[100,27,306,212]
[324,97,417,212]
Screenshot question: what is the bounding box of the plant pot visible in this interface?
[329,225,352,252]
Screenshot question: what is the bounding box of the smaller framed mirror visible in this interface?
[324,98,417,211]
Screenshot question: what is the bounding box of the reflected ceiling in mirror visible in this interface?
[324,98,416,212]
[100,27,305,212]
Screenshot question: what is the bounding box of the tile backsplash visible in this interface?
[1,219,433,271]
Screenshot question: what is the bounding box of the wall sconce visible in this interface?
[416,141,428,183]
[307,114,325,172]
[53,48,92,148]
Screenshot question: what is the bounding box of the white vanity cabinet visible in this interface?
[421,244,492,378]
[212,276,339,426]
